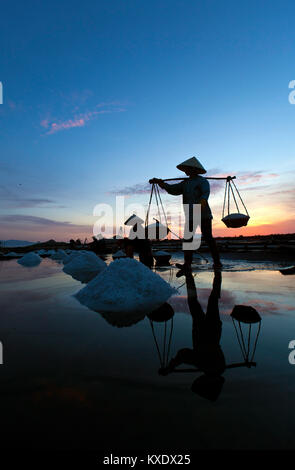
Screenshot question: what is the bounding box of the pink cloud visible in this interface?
[210,171,279,186]
[47,118,85,134]
[40,101,127,135]
[237,171,279,186]
[242,298,295,314]
[40,119,49,129]
[169,288,236,314]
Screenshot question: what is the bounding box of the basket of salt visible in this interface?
[153,250,171,266]
[222,177,250,229]
[222,213,250,228]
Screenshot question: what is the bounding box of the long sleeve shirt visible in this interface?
[162,175,212,219]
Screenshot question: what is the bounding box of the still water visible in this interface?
[0,256,294,450]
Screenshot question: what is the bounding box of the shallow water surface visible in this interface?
[0,257,294,450]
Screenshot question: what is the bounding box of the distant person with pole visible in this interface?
[150,157,222,274]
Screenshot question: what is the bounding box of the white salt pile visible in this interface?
[17,252,42,267]
[46,249,56,255]
[75,257,177,316]
[63,251,107,283]
[112,250,126,259]
[51,249,68,261]
[4,251,20,257]
[153,250,170,256]
[62,250,86,265]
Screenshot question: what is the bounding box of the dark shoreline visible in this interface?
[1,233,295,264]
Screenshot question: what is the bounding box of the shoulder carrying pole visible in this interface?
[162,176,236,182]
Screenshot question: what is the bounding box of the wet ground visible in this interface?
[0,255,294,451]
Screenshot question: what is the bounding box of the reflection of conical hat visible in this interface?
[191,375,225,401]
[177,156,206,174]
[124,214,144,226]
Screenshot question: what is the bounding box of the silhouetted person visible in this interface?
[160,268,225,401]
[150,156,222,274]
[117,215,154,268]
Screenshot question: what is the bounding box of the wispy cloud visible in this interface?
[109,170,279,197]
[109,182,152,196]
[207,170,279,186]
[0,185,62,209]
[0,197,60,209]
[0,214,80,226]
[41,101,127,135]
[169,288,237,315]
[235,171,279,185]
[0,215,93,242]
[42,117,86,134]
[109,171,225,196]
[241,184,272,192]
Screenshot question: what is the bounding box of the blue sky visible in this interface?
[1,0,295,241]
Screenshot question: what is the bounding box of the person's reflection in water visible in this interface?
[159,268,225,401]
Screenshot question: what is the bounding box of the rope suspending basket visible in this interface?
[146,174,250,234]
[222,176,250,228]
[145,182,170,240]
[148,303,174,369]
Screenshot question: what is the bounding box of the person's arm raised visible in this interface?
[149,178,184,195]
[149,177,165,188]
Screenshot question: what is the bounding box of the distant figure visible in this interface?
[119,214,154,268]
[159,268,225,401]
[90,236,107,254]
[150,156,222,274]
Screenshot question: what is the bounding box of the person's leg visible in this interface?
[138,240,153,268]
[181,210,194,268]
[125,241,134,258]
[201,218,222,267]
[184,250,193,266]
[176,248,193,276]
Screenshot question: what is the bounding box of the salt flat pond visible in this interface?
[0,257,294,450]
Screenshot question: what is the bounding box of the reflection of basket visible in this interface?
[148,303,174,368]
[148,303,174,322]
[231,305,261,324]
[231,305,261,367]
[222,177,250,229]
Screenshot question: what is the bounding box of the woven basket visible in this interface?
[222,213,250,228]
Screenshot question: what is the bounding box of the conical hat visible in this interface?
[124,214,144,226]
[176,156,206,174]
